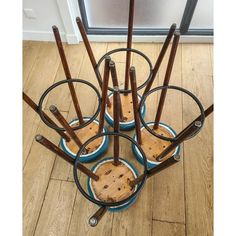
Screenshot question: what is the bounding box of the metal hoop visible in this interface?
[139,85,205,141]
[73,132,148,207]
[95,48,153,93]
[38,79,101,131]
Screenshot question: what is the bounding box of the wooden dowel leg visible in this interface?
[109,61,125,121]
[148,155,180,178]
[143,24,176,95]
[35,135,98,181]
[129,155,180,187]
[130,121,201,187]
[75,17,111,107]
[113,86,121,166]
[98,56,111,133]
[75,17,97,68]
[52,26,84,124]
[175,104,214,139]
[156,121,202,162]
[129,67,142,144]
[52,25,71,78]
[124,0,135,94]
[89,206,108,227]
[49,105,83,148]
[23,92,70,142]
[153,32,180,130]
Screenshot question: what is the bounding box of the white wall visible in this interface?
[23,0,213,43]
[85,0,213,29]
[23,0,81,43]
[190,0,213,29]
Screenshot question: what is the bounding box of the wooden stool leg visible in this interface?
[113,87,121,166]
[153,33,180,130]
[109,60,125,121]
[52,25,84,124]
[129,67,142,144]
[124,0,135,94]
[98,56,111,133]
[89,206,108,227]
[49,105,83,148]
[143,24,176,95]
[75,17,111,107]
[35,134,98,181]
[23,92,70,141]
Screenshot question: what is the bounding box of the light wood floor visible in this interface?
[23,41,213,236]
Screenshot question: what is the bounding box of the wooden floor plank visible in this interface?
[209,44,214,82]
[152,221,185,236]
[23,42,61,166]
[22,41,49,166]
[34,180,77,236]
[23,41,42,86]
[23,42,213,235]
[23,112,67,236]
[23,133,56,236]
[23,42,60,105]
[23,102,41,166]
[182,44,213,236]
[152,43,185,223]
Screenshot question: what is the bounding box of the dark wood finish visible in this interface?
[149,155,180,178]
[129,155,180,187]
[75,17,97,68]
[75,17,111,107]
[130,120,201,187]
[52,26,72,79]
[49,105,83,147]
[176,104,214,139]
[109,61,125,121]
[52,25,84,124]
[23,92,70,141]
[98,56,111,133]
[156,120,201,162]
[113,87,121,166]
[129,67,142,144]
[153,32,180,130]
[35,134,98,181]
[143,24,176,95]
[89,206,108,227]
[124,0,135,94]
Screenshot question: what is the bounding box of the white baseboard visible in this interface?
[86,35,213,43]
[23,30,79,44]
[23,30,213,44]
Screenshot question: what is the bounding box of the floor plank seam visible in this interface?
[32,160,57,236]
[110,210,115,236]
[32,137,62,236]
[152,218,185,225]
[50,177,74,183]
[23,120,41,170]
[66,190,78,236]
[43,108,70,113]
[23,42,42,87]
[181,44,188,236]
[151,179,154,236]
